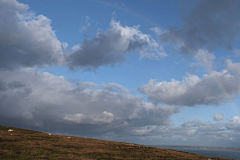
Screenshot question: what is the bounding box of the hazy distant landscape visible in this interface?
[151,145,240,160]
[152,145,240,152]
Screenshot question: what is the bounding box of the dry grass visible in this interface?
[0,125,227,160]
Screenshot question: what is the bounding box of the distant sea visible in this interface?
[150,145,240,160]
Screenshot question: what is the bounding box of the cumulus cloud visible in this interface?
[214,114,224,121]
[226,116,240,131]
[139,62,240,106]
[0,0,67,70]
[160,0,240,53]
[0,68,179,136]
[67,19,166,71]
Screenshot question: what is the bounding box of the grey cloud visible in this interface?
[67,19,165,71]
[0,80,25,90]
[0,79,7,91]
[160,0,240,53]
[0,68,179,137]
[139,62,240,106]
[0,0,66,70]
[8,81,25,89]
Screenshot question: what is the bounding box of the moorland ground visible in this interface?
[0,125,228,160]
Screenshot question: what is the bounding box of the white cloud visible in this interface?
[186,129,196,136]
[214,114,224,121]
[94,111,115,124]
[63,111,115,124]
[131,126,157,135]
[63,113,86,123]
[0,0,67,69]
[104,82,129,93]
[230,116,240,123]
[139,63,240,106]
[226,116,240,131]
[71,45,81,51]
[77,81,99,90]
[139,38,167,60]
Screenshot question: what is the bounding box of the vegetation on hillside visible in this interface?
[0,125,227,160]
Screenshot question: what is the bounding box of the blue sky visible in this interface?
[0,0,240,147]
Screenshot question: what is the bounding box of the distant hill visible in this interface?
[0,125,226,160]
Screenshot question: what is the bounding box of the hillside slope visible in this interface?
[0,125,227,160]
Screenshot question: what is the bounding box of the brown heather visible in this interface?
[0,125,227,160]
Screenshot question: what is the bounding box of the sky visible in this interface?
[0,0,240,147]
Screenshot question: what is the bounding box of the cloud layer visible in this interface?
[0,68,179,136]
